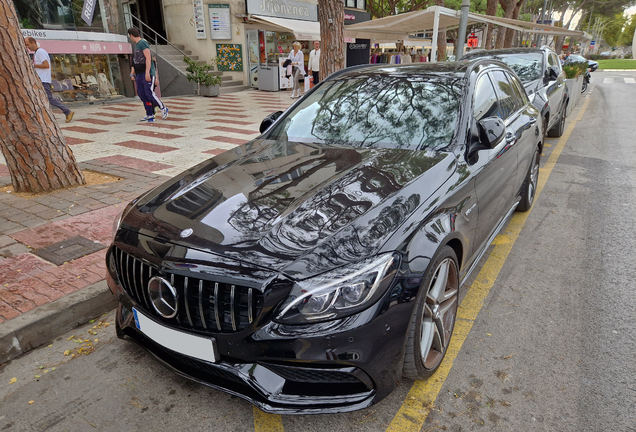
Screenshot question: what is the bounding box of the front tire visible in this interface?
[403,246,459,380]
[547,104,567,137]
[517,146,541,212]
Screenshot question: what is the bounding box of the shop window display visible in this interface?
[13,0,104,32]
[49,54,123,102]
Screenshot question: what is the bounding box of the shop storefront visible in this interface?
[15,0,133,101]
[243,0,319,91]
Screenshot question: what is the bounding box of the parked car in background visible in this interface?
[107,60,543,414]
[461,47,569,137]
[566,54,598,71]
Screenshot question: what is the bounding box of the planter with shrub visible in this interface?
[563,61,586,115]
[184,57,222,97]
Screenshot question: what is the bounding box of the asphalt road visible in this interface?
[1,70,635,432]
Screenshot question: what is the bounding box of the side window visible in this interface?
[551,54,562,71]
[473,74,500,122]
[489,70,517,119]
[505,72,528,108]
[547,52,556,67]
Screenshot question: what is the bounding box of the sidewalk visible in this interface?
[0,88,295,364]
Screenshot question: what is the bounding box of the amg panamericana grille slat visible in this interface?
[113,247,262,333]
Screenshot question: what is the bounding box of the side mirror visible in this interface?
[476,117,505,149]
[259,111,284,134]
[548,66,559,80]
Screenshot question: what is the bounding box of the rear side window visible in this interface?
[473,74,500,121]
[489,70,519,120]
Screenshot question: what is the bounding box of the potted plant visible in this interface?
[183,56,222,97]
[563,61,587,112]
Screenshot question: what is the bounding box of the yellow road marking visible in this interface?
[253,406,284,432]
[386,97,591,432]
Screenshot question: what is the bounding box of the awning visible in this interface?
[345,6,589,43]
[248,16,320,41]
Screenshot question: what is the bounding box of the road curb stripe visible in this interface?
[386,97,591,432]
[253,406,284,432]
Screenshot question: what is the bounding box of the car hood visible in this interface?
[122,140,456,278]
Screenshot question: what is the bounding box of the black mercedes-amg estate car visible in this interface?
[107,60,543,414]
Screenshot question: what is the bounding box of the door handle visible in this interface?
[529,118,537,125]
[505,133,517,146]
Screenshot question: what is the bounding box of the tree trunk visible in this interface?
[484,0,498,50]
[435,0,447,60]
[318,0,345,80]
[503,0,525,48]
[0,0,85,193]
[495,0,515,48]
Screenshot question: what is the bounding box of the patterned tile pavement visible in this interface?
[0,88,295,323]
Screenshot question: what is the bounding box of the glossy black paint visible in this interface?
[461,47,569,132]
[107,60,542,413]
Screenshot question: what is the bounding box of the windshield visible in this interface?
[266,73,464,151]
[493,54,543,83]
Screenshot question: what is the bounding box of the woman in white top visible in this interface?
[287,41,305,98]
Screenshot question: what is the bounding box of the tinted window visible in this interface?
[490,71,518,120]
[267,75,464,151]
[473,74,500,121]
[550,53,561,71]
[547,52,556,67]
[492,53,543,83]
[505,72,527,109]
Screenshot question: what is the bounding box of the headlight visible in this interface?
[111,201,134,243]
[275,254,398,324]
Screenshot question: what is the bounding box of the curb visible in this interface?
[0,280,116,365]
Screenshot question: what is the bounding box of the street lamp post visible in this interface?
[456,0,471,59]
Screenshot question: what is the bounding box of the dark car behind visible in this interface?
[461,47,569,138]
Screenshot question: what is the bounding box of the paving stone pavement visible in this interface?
[0,90,294,359]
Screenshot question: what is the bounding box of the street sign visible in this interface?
[467,36,478,48]
[591,41,596,46]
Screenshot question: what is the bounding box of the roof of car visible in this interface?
[332,60,506,81]
[461,47,550,60]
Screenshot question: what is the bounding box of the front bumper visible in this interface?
[106,245,420,414]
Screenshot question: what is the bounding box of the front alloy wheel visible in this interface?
[403,246,459,379]
[517,147,541,212]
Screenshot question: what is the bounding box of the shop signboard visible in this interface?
[246,0,318,22]
[209,4,232,40]
[81,0,97,26]
[346,39,370,67]
[344,9,371,25]
[193,0,207,39]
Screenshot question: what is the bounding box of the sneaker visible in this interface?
[161,106,169,120]
[65,111,74,123]
[140,115,155,122]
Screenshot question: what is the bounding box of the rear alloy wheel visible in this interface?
[547,104,567,137]
[517,147,541,212]
[403,246,459,379]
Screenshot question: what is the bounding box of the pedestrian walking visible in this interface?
[308,40,321,86]
[24,37,74,123]
[287,42,305,98]
[127,28,168,123]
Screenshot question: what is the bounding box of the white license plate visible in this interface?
[133,308,217,363]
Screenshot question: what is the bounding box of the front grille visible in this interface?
[113,247,263,333]
[262,363,363,384]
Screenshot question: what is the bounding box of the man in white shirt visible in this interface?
[308,41,321,85]
[24,37,74,123]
